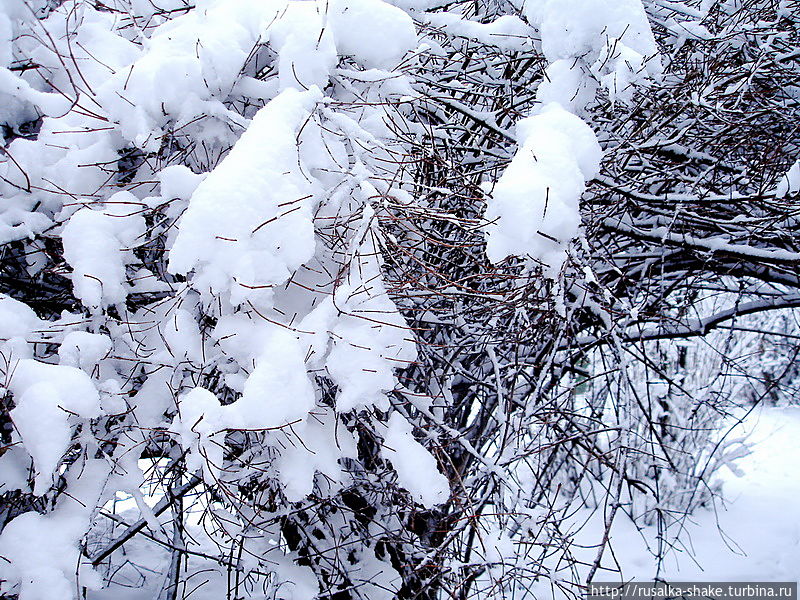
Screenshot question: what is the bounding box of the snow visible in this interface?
[536,59,599,115]
[173,387,226,483]
[776,159,800,196]
[9,385,73,496]
[61,193,146,310]
[483,0,658,268]
[267,559,320,600]
[0,458,109,600]
[520,0,662,108]
[382,412,449,508]
[423,13,534,52]
[162,307,204,363]
[629,406,800,581]
[168,87,322,306]
[303,226,419,413]
[157,165,206,202]
[0,7,13,68]
[7,359,101,494]
[483,526,515,566]
[228,327,316,431]
[275,407,358,501]
[172,327,317,484]
[534,0,658,63]
[346,544,402,599]
[88,0,417,147]
[0,293,41,345]
[0,511,82,600]
[484,103,602,270]
[594,36,657,104]
[96,0,277,148]
[0,2,71,121]
[0,66,70,117]
[0,111,123,245]
[328,0,417,70]
[8,359,102,419]
[58,331,112,370]
[269,2,337,90]
[0,1,790,598]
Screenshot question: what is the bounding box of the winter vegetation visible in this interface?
[0,0,798,598]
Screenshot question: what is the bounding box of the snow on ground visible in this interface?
[577,405,800,584]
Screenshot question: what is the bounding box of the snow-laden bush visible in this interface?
[0,0,798,598]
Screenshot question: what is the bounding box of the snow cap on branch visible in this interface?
[484,103,601,271]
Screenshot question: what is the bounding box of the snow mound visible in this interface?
[329,0,417,70]
[484,103,602,271]
[7,359,100,494]
[383,412,450,508]
[168,87,322,306]
[61,192,146,310]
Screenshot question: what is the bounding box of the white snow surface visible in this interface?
[328,0,417,70]
[168,87,321,306]
[0,459,109,600]
[422,13,534,52]
[0,294,41,346]
[526,0,662,104]
[303,223,419,413]
[484,0,658,267]
[61,193,146,310]
[7,359,101,494]
[382,412,450,508]
[484,103,602,270]
[776,160,800,196]
[171,325,318,484]
[622,406,800,581]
